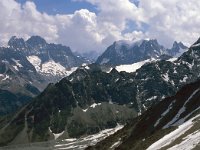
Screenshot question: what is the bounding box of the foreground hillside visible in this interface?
[1,73,199,150]
[88,79,200,150]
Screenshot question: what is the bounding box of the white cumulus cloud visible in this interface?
[0,0,144,54]
[0,0,200,54]
[76,0,200,48]
[139,0,200,47]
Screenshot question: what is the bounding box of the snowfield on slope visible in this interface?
[147,114,200,150]
[27,55,77,76]
[54,124,124,150]
[115,59,155,73]
[0,124,124,150]
[167,130,200,150]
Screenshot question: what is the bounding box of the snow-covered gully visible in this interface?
[147,114,200,150]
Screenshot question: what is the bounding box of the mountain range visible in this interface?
[0,36,200,148]
[1,36,184,116]
[0,36,89,115]
[96,39,188,65]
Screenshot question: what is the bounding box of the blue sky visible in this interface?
[17,0,97,14]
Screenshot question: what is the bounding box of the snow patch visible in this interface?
[182,61,193,69]
[110,138,121,149]
[49,127,65,140]
[168,58,177,62]
[82,108,88,112]
[173,69,177,74]
[82,103,101,112]
[27,55,77,76]
[90,103,101,108]
[147,114,200,150]
[54,124,124,149]
[12,59,23,68]
[41,60,65,75]
[116,59,154,73]
[1,75,10,81]
[27,55,41,72]
[85,66,90,70]
[115,78,119,82]
[143,104,147,110]
[162,73,170,82]
[62,138,77,142]
[167,130,200,150]
[146,96,157,101]
[106,67,113,73]
[154,101,175,127]
[163,89,200,128]
[173,106,200,126]
[13,66,19,71]
[81,63,87,66]
[100,58,110,64]
[180,75,188,83]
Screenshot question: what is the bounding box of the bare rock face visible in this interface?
[96,39,187,66]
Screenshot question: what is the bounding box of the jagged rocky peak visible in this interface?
[114,39,159,49]
[110,67,119,74]
[8,36,26,49]
[167,41,188,57]
[2,35,89,77]
[96,38,165,65]
[26,35,47,47]
[142,38,159,45]
[8,35,47,50]
[172,41,187,49]
[114,39,136,48]
[171,41,188,52]
[139,39,165,52]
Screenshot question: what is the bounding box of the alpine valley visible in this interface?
[0,35,200,150]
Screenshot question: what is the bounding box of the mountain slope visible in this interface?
[167,41,188,57]
[0,36,88,115]
[0,67,138,146]
[1,36,85,91]
[0,47,44,93]
[0,89,31,116]
[0,48,42,115]
[8,36,86,77]
[88,78,200,150]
